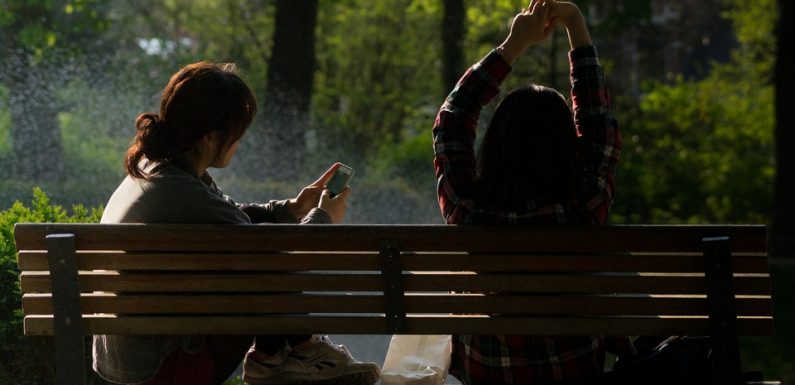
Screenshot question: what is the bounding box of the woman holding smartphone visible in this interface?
[95,62,378,385]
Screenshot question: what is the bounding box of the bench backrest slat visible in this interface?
[17,251,771,273]
[22,293,773,317]
[19,271,772,295]
[14,224,767,252]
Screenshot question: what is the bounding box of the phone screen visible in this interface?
[326,164,354,197]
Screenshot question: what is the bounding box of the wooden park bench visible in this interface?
[14,223,774,385]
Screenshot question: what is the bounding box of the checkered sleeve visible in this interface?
[433,49,511,224]
[570,46,622,224]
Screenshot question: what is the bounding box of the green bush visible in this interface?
[0,188,102,385]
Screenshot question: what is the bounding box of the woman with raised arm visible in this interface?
[432,1,629,383]
[94,62,379,385]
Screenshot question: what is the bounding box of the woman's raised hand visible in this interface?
[547,1,581,29]
[498,0,557,64]
[547,0,592,48]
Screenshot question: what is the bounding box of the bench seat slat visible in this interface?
[22,293,773,317]
[13,224,768,253]
[23,314,773,336]
[16,251,770,274]
[19,272,772,295]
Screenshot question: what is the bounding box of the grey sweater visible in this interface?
[93,159,330,383]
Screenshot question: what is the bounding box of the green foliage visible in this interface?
[723,0,777,76]
[370,132,433,182]
[464,0,519,57]
[610,0,776,224]
[122,0,274,88]
[0,188,102,384]
[312,0,441,163]
[613,76,774,223]
[59,110,126,184]
[0,0,110,59]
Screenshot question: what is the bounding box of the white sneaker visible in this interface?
[277,335,380,385]
[242,346,288,385]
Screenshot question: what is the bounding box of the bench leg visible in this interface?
[703,236,742,385]
[47,234,87,385]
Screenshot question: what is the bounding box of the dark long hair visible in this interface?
[125,62,257,179]
[476,84,582,209]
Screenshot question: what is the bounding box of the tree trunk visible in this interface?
[5,50,66,181]
[253,0,318,181]
[442,0,465,93]
[772,0,795,257]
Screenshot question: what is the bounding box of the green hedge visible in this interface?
[0,188,103,385]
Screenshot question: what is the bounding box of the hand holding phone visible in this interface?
[289,163,353,220]
[325,163,354,198]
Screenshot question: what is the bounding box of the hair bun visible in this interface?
[135,112,161,132]
[134,112,176,159]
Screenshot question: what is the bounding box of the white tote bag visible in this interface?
[381,334,453,385]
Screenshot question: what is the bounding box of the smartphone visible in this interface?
[325,163,354,198]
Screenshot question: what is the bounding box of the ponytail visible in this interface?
[125,112,177,178]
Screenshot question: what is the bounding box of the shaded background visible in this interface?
[1,0,793,383]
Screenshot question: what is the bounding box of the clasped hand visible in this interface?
[499,0,582,63]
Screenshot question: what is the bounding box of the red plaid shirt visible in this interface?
[432,46,628,384]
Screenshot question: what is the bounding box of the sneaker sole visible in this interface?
[243,369,379,385]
